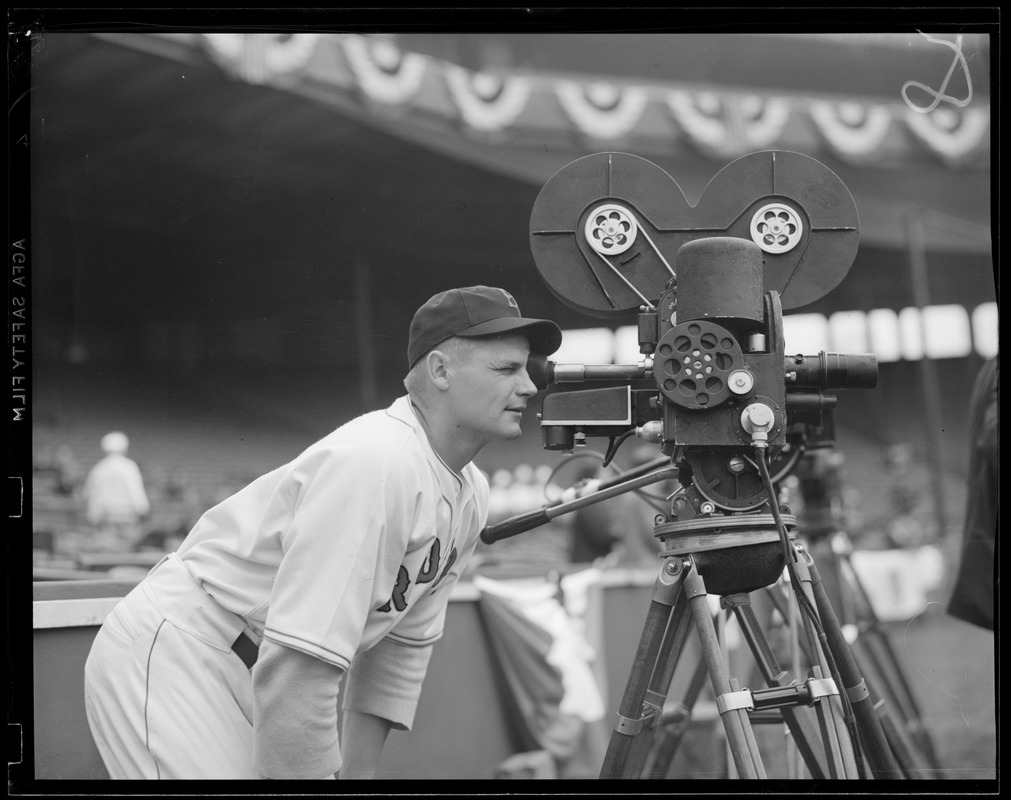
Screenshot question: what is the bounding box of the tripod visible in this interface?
[481,449,915,780]
[794,451,943,778]
[595,446,911,781]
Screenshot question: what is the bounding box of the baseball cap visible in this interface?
[408,286,562,368]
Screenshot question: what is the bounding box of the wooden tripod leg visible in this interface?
[731,595,831,779]
[621,589,693,778]
[837,544,944,773]
[789,558,861,779]
[800,546,906,780]
[599,556,686,779]
[682,559,764,779]
[643,655,710,778]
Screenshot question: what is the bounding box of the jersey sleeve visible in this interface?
[342,638,434,731]
[263,438,420,670]
[252,638,344,778]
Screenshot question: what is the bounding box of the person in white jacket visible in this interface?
[83,286,562,781]
[82,430,151,551]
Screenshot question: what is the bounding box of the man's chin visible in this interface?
[498,423,524,440]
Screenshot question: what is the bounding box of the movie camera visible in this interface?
[480,152,918,781]
[483,151,878,593]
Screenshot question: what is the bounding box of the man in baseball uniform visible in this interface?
[83,286,562,780]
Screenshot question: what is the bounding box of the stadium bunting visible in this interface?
[902,106,991,163]
[202,32,321,85]
[444,64,532,133]
[339,35,428,105]
[666,90,793,159]
[555,81,650,141]
[196,32,990,165]
[808,101,894,160]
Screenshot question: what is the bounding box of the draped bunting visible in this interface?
[738,94,794,149]
[473,572,609,777]
[341,35,427,105]
[201,33,321,85]
[809,101,893,159]
[666,90,792,158]
[195,33,990,165]
[903,106,991,163]
[444,65,532,132]
[555,81,649,141]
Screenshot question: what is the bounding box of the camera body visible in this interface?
[529,151,877,517]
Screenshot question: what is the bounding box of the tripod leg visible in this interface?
[761,578,858,777]
[729,677,767,778]
[809,662,857,778]
[621,589,693,777]
[788,568,861,779]
[682,559,764,779]
[818,549,937,779]
[643,655,710,778]
[798,545,906,780]
[837,545,944,773]
[875,699,936,779]
[600,556,687,779]
[731,595,832,779]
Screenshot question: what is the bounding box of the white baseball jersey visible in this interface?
[177,394,489,672]
[84,395,490,778]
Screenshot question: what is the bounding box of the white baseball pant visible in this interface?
[83,554,257,779]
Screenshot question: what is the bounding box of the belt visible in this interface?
[232,631,260,670]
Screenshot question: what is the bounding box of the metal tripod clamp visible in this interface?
[613,714,645,736]
[843,678,871,704]
[651,555,687,606]
[806,677,839,701]
[717,676,841,717]
[717,690,756,714]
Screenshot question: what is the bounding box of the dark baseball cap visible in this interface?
[408,286,563,368]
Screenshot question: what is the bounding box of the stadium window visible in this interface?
[829,310,870,353]
[921,304,973,359]
[554,327,616,364]
[783,313,829,354]
[615,325,641,363]
[898,307,926,361]
[867,308,902,363]
[972,302,999,358]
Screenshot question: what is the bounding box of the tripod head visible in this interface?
[484,151,878,594]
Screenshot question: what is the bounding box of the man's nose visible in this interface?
[517,368,538,397]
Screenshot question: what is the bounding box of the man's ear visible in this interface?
[425,349,451,391]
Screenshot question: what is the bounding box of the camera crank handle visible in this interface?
[479,466,679,545]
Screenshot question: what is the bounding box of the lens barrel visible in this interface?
[787,352,878,390]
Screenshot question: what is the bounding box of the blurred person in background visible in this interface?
[53,443,83,497]
[568,461,622,564]
[568,448,666,568]
[82,431,151,552]
[947,354,998,632]
[883,442,935,548]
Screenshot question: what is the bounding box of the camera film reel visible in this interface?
[529,151,860,318]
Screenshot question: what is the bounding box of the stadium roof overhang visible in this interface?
[28,31,993,334]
